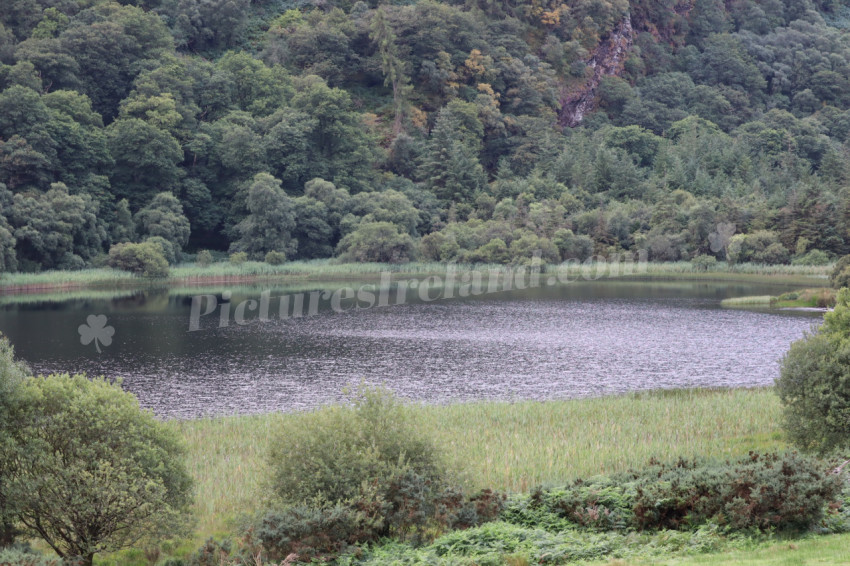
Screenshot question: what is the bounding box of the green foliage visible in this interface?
[263,250,286,265]
[506,452,841,534]
[628,452,840,531]
[793,249,831,266]
[336,222,416,263]
[691,254,718,271]
[107,242,170,278]
[0,334,30,548]
[195,250,213,267]
[229,252,247,266]
[231,173,295,260]
[145,236,177,265]
[831,255,850,289]
[135,193,191,256]
[261,386,495,559]
[777,288,850,453]
[3,0,850,273]
[4,374,194,566]
[266,386,444,507]
[0,547,61,566]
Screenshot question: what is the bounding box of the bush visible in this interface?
[336,222,415,263]
[0,334,30,548]
[267,386,444,507]
[0,548,62,566]
[776,288,850,453]
[5,374,194,566]
[691,254,717,271]
[256,503,380,562]
[261,387,504,559]
[229,252,247,266]
[508,453,841,534]
[145,236,177,265]
[195,250,213,267]
[831,254,850,289]
[629,452,841,531]
[107,242,169,278]
[792,249,831,266]
[264,251,286,265]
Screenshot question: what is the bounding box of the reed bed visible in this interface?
[0,260,831,294]
[172,388,785,540]
[720,295,774,307]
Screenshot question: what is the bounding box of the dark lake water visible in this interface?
[0,279,823,418]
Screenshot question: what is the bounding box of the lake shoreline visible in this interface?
[0,260,832,296]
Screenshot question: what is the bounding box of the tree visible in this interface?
[231,172,296,259]
[5,374,193,566]
[107,119,183,209]
[370,8,411,135]
[0,333,29,548]
[336,221,415,263]
[776,288,850,454]
[419,106,486,203]
[8,183,106,270]
[134,192,191,255]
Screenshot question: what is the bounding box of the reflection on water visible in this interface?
[0,280,822,418]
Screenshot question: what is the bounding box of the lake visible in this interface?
[0,278,823,418]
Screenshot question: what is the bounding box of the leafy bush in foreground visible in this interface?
[107,242,169,278]
[4,374,194,566]
[777,288,850,453]
[505,452,841,534]
[260,387,502,560]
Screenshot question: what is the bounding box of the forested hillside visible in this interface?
[1,0,850,271]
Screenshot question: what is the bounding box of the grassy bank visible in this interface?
[721,287,836,309]
[0,260,832,294]
[172,388,785,541]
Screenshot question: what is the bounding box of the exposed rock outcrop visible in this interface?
[558,15,634,128]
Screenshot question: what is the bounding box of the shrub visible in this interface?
[0,334,30,548]
[145,236,177,264]
[691,254,717,271]
[229,252,247,266]
[792,249,831,266]
[776,288,850,453]
[195,250,213,267]
[5,374,194,566]
[267,386,444,507]
[336,222,415,263]
[629,452,841,531]
[260,387,504,559]
[264,251,286,265]
[0,548,61,566]
[256,503,381,562]
[107,242,169,278]
[507,453,841,534]
[831,254,850,289]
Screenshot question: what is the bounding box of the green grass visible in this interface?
[600,532,850,565]
[721,288,836,309]
[720,295,774,307]
[0,260,832,294]
[171,388,785,541]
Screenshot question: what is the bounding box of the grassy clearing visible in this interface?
[171,388,785,541]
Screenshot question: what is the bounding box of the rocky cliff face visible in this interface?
[558,15,634,128]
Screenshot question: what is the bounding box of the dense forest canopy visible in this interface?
[1,0,850,271]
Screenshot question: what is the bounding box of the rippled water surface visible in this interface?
[0,280,822,417]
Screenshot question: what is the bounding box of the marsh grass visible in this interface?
[0,261,831,294]
[172,388,785,541]
[720,296,774,307]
